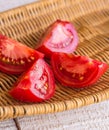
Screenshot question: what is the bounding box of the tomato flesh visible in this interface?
[10,58,55,102]
[51,53,108,88]
[36,20,78,58]
[0,34,44,74]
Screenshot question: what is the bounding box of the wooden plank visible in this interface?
[0,119,17,130]
[16,100,109,129]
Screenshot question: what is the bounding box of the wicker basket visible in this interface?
[0,0,109,121]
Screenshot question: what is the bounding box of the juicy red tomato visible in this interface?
[10,58,55,102]
[0,34,44,74]
[36,20,78,58]
[51,53,108,88]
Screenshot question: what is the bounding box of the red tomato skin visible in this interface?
[10,59,55,103]
[37,45,51,59]
[87,62,108,86]
[36,20,78,58]
[10,80,43,102]
[51,53,108,88]
[0,34,44,74]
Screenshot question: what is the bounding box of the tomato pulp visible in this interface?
[36,20,78,58]
[0,34,44,74]
[51,53,108,88]
[10,58,55,102]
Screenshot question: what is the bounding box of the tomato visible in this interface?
[10,58,55,102]
[36,20,78,58]
[51,53,108,88]
[0,34,44,74]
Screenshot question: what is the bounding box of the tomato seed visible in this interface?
[20,60,25,64]
[30,56,35,60]
[79,76,84,80]
[60,67,63,70]
[2,57,6,61]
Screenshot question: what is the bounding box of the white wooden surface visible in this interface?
[0,0,37,12]
[0,1,109,130]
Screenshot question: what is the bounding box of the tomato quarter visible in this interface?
[36,20,78,58]
[0,34,44,74]
[10,58,55,102]
[51,53,108,88]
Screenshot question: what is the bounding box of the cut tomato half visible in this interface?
[36,20,78,58]
[51,53,108,88]
[0,34,44,74]
[10,58,55,102]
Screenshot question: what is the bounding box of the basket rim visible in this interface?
[0,87,109,120]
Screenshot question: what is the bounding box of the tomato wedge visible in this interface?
[36,20,78,58]
[0,34,44,74]
[51,53,108,88]
[10,58,55,102]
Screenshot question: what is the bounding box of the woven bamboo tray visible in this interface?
[0,0,109,121]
